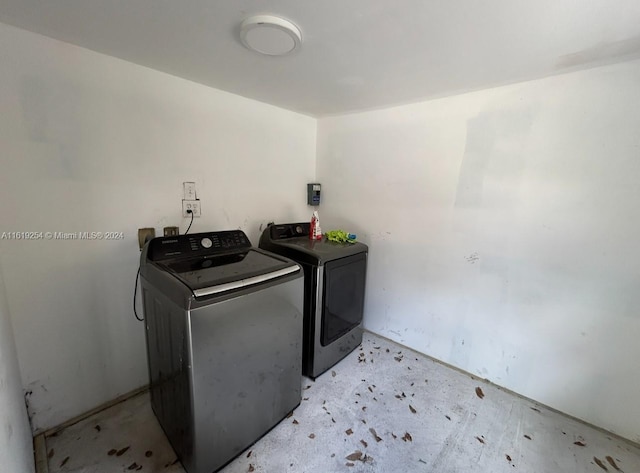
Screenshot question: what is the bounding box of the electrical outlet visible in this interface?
[164,226,179,236]
[182,200,201,218]
[138,228,156,250]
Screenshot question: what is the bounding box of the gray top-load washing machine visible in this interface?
[259,222,367,379]
[139,230,303,473]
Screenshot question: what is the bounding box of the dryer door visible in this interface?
[320,252,367,346]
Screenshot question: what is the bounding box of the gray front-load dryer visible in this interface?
[139,230,303,473]
[259,222,368,379]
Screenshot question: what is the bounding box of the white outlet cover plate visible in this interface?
[182,199,201,217]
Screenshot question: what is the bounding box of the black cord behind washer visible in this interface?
[185,209,194,234]
[134,211,194,322]
[133,267,143,321]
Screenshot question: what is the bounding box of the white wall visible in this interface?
[317,59,640,441]
[0,264,35,473]
[0,23,317,432]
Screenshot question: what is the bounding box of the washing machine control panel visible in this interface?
[147,230,251,261]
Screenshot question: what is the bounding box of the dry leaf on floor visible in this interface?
[402,432,412,442]
[246,450,252,458]
[345,428,353,435]
[409,405,417,414]
[145,450,153,457]
[308,433,315,439]
[574,441,586,447]
[346,462,355,467]
[476,436,485,444]
[127,462,139,470]
[593,457,608,471]
[345,451,363,461]
[524,435,531,440]
[360,439,368,448]
[331,371,336,377]
[107,449,117,456]
[116,446,130,456]
[248,464,255,472]
[60,457,70,467]
[506,455,512,462]
[292,419,299,424]
[605,455,621,471]
[369,428,382,442]
[475,387,485,399]
[94,425,101,432]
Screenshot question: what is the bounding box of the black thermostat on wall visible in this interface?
[307,183,321,206]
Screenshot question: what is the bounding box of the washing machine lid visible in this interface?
[144,231,300,298]
[159,248,298,298]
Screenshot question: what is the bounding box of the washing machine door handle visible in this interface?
[193,265,300,298]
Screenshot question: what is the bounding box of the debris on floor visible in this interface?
[45,333,640,473]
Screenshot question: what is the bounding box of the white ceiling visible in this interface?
[1,0,640,117]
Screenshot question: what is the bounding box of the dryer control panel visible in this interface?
[270,223,309,240]
[147,230,251,261]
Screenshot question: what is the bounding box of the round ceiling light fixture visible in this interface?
[240,15,302,56]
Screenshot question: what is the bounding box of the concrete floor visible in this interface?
[45,333,640,473]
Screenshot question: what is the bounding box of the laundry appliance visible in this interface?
[139,230,303,473]
[259,222,367,378]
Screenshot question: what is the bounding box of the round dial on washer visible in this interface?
[200,237,213,249]
[296,225,303,234]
